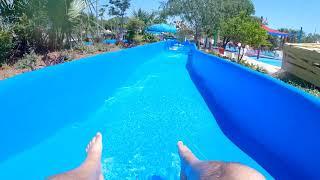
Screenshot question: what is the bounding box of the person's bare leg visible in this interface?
[177,141,265,180]
[48,133,104,180]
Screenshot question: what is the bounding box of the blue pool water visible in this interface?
[103,39,117,44]
[250,57,282,67]
[0,46,270,179]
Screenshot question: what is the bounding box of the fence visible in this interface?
[283,43,320,87]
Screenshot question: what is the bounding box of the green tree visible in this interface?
[267,35,280,50]
[126,18,145,43]
[132,9,167,34]
[133,9,156,26]
[278,28,305,43]
[162,0,207,45]
[0,0,86,51]
[220,13,269,61]
[303,33,320,43]
[108,0,131,39]
[162,0,254,46]
[47,0,86,49]
[0,30,13,65]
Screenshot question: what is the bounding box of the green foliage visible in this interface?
[133,9,155,26]
[303,33,320,43]
[143,34,160,43]
[132,8,169,38]
[286,81,320,98]
[74,43,110,54]
[208,50,268,73]
[126,18,145,43]
[16,50,38,70]
[93,43,111,52]
[0,0,86,51]
[238,59,268,73]
[104,17,121,32]
[0,30,13,65]
[275,72,320,98]
[108,0,131,17]
[220,12,269,61]
[162,0,255,41]
[11,15,37,57]
[132,35,144,44]
[221,13,268,47]
[108,0,131,37]
[222,0,255,19]
[176,26,194,42]
[277,28,320,43]
[267,35,279,50]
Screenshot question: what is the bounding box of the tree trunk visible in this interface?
[240,47,245,61]
[223,37,230,49]
[195,26,200,48]
[204,37,208,49]
[118,15,124,41]
[96,0,99,38]
[237,46,242,62]
[213,31,218,47]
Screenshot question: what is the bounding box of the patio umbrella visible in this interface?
[147,23,177,34]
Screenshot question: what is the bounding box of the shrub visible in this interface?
[238,59,268,74]
[94,43,111,52]
[143,34,159,43]
[285,81,320,98]
[0,30,14,65]
[74,43,110,54]
[42,52,69,66]
[126,18,145,43]
[133,35,144,44]
[274,72,320,98]
[16,51,38,71]
[11,15,35,58]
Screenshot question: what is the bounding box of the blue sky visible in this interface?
[126,0,319,34]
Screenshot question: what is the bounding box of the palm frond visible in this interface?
[68,0,86,22]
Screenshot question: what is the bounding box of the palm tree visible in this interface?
[0,0,86,50]
[47,0,86,49]
[133,8,156,26]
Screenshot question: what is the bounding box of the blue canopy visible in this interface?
[147,24,177,34]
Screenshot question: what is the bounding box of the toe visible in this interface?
[95,132,102,143]
[177,141,199,165]
[91,136,96,144]
[86,132,103,153]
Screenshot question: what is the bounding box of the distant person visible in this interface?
[48,133,265,180]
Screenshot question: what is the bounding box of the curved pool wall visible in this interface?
[0,41,167,162]
[187,43,320,179]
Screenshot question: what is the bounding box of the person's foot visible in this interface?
[48,132,104,180]
[85,132,103,163]
[177,141,265,180]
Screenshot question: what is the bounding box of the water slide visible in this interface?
[0,41,319,179]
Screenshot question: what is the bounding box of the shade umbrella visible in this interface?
[147,23,177,34]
